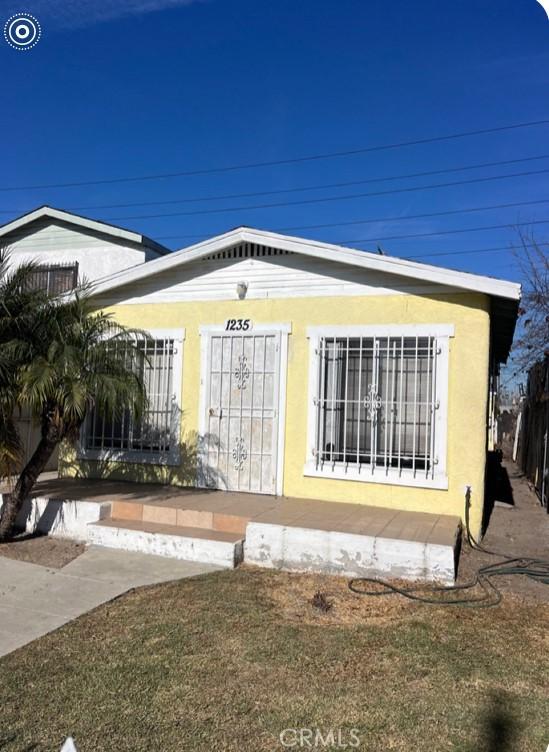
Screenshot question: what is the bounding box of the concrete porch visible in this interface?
[2,476,461,583]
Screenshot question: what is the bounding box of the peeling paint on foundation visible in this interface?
[87,522,243,569]
[244,522,457,585]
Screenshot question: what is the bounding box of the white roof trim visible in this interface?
[0,206,156,248]
[90,226,522,301]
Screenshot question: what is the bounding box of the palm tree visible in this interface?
[0,252,47,480]
[0,256,148,541]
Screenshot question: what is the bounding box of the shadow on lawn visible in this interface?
[478,691,518,752]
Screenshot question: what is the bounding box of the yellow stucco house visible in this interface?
[54,224,519,547]
[4,209,521,580]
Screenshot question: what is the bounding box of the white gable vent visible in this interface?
[203,243,293,261]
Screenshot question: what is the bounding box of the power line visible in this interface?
[1,230,541,263]
[397,245,513,260]
[336,218,549,245]
[1,152,548,214]
[2,117,549,192]
[276,198,549,233]
[0,230,526,263]
[3,196,548,249]
[99,166,549,221]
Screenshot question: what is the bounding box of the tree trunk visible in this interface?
[0,428,60,541]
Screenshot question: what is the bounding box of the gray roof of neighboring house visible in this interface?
[0,205,170,256]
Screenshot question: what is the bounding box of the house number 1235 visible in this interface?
[225,319,252,331]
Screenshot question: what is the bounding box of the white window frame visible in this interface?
[304,324,452,490]
[78,328,185,466]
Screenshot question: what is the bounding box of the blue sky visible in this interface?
[1,0,548,285]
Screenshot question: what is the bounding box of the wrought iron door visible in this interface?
[204,332,281,493]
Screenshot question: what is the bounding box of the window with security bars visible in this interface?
[312,335,441,480]
[26,264,79,295]
[85,338,176,455]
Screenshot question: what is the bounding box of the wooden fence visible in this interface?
[518,356,549,511]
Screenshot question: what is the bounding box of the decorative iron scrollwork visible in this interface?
[232,437,248,470]
[234,354,250,390]
[364,384,382,419]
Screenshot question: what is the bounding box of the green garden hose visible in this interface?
[348,489,549,607]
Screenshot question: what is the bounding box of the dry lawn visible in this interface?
[0,567,548,751]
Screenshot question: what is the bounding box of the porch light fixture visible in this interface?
[236,281,248,299]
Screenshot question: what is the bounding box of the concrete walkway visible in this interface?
[0,547,221,657]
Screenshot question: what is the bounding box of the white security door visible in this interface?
[203,332,281,494]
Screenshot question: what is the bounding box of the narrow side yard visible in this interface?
[458,458,549,602]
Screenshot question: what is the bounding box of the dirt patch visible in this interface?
[0,534,86,568]
[253,459,549,620]
[253,566,545,626]
[252,566,418,625]
[457,458,549,603]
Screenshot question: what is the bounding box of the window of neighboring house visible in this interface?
[27,263,79,295]
[81,331,184,464]
[305,325,452,489]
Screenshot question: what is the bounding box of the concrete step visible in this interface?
[110,500,250,535]
[87,519,244,569]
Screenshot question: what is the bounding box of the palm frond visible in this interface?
[0,251,150,479]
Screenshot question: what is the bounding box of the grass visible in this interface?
[1,567,548,751]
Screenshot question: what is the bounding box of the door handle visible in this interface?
[209,407,223,418]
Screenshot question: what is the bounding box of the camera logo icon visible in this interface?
[4,13,41,50]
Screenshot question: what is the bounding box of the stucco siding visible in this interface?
[4,219,158,283]
[61,290,491,536]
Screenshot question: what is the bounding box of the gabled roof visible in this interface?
[91,225,521,301]
[0,206,169,256]
[90,226,521,364]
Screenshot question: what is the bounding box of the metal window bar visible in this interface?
[383,336,390,474]
[412,336,419,476]
[429,343,440,480]
[388,339,397,476]
[248,336,256,491]
[227,336,234,480]
[314,335,438,477]
[315,337,327,471]
[342,336,350,471]
[26,264,79,295]
[356,337,363,472]
[371,338,380,475]
[259,334,267,487]
[85,338,175,454]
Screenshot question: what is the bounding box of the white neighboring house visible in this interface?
[1,205,168,284]
[0,205,169,471]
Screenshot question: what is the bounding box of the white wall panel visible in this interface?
[96,247,458,305]
[3,219,160,283]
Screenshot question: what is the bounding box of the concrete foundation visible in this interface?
[244,521,457,584]
[1,478,461,581]
[0,493,109,541]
